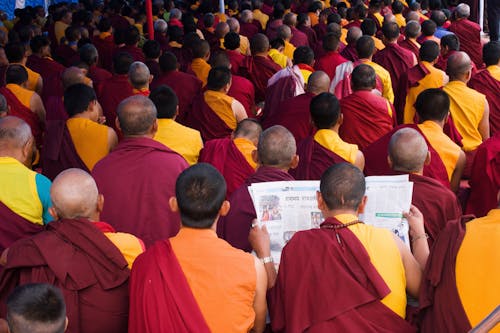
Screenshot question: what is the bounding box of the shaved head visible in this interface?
[215,22,229,38]
[62,67,87,90]
[128,61,150,89]
[405,20,421,38]
[446,51,472,80]
[406,11,420,22]
[0,116,32,151]
[117,95,157,137]
[388,128,428,173]
[257,125,296,168]
[277,25,292,40]
[346,27,362,44]
[50,169,99,220]
[320,163,366,210]
[251,33,270,54]
[307,70,331,94]
[227,18,240,32]
[233,118,262,145]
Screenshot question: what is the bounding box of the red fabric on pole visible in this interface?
[146,0,154,40]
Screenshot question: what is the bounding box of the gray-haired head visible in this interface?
[455,3,470,18]
[154,19,168,33]
[128,61,151,89]
[257,125,297,168]
[388,128,429,173]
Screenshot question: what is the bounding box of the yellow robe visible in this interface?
[314,129,359,164]
[6,83,33,109]
[233,137,257,169]
[204,90,237,130]
[191,58,211,87]
[154,119,203,165]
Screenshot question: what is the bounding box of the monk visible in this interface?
[293,92,364,180]
[78,43,112,89]
[53,26,81,67]
[297,13,318,47]
[93,18,115,71]
[240,10,260,40]
[150,85,203,165]
[443,52,489,154]
[224,32,245,74]
[418,195,500,332]
[113,25,145,62]
[448,4,483,68]
[65,84,118,171]
[0,168,144,333]
[399,21,422,60]
[96,52,134,133]
[277,25,296,60]
[218,125,298,252]
[435,34,478,74]
[199,119,261,198]
[466,132,500,217]
[263,71,331,144]
[314,32,348,80]
[417,20,441,45]
[188,67,247,141]
[129,163,267,333]
[373,22,417,96]
[151,52,202,125]
[1,284,67,333]
[388,128,462,247]
[238,33,283,103]
[190,40,211,87]
[468,42,500,135]
[361,18,386,51]
[250,163,428,331]
[401,41,448,124]
[284,13,309,47]
[339,64,395,150]
[92,95,188,246]
[128,61,152,96]
[340,27,362,62]
[227,18,251,56]
[0,117,50,252]
[4,42,43,95]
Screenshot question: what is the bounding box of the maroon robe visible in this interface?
[54,44,80,67]
[186,93,234,142]
[270,217,416,332]
[265,19,283,40]
[154,31,170,52]
[239,55,281,103]
[0,201,43,254]
[225,49,245,75]
[96,74,134,133]
[129,240,210,333]
[363,124,451,189]
[92,137,188,246]
[298,25,318,47]
[109,14,131,31]
[198,138,255,199]
[408,173,462,247]
[0,218,130,333]
[373,43,415,96]
[448,19,483,68]
[92,34,116,71]
[240,21,260,39]
[144,59,161,80]
[394,62,430,124]
[218,166,294,252]
[115,45,145,62]
[292,136,347,180]
[313,22,328,43]
[290,26,310,47]
[468,68,500,135]
[398,39,420,61]
[466,132,500,217]
[228,74,256,117]
[42,120,90,181]
[0,87,43,149]
[340,90,395,150]
[262,92,315,144]
[44,96,68,121]
[88,64,112,89]
[151,70,203,125]
[340,44,359,62]
[417,217,473,333]
[26,54,65,102]
[315,51,349,80]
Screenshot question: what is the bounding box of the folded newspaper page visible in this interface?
[248,176,414,267]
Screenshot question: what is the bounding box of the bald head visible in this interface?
[446,51,472,81]
[346,27,362,45]
[62,66,87,90]
[405,20,421,38]
[128,61,151,89]
[388,128,429,173]
[51,169,99,220]
[257,125,296,168]
[277,25,292,41]
[307,70,330,94]
[215,22,229,39]
[227,18,240,32]
[251,33,270,54]
[283,12,297,26]
[117,95,157,137]
[241,9,253,23]
[233,119,262,145]
[406,11,420,22]
[320,163,366,211]
[384,13,396,23]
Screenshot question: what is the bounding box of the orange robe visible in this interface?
[190,58,211,87]
[66,118,110,170]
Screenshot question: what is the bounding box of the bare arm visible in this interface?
[30,93,46,125]
[107,127,118,152]
[251,257,267,333]
[478,101,490,141]
[35,76,43,96]
[354,150,365,171]
[232,99,248,122]
[450,150,466,193]
[249,221,277,289]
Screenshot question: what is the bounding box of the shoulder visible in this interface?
[35,173,52,190]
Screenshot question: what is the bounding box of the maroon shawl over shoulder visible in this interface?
[0,202,43,254]
[218,166,294,251]
[395,62,430,124]
[468,68,500,135]
[398,39,420,61]
[417,217,473,333]
[363,124,451,188]
[26,55,65,102]
[239,55,281,103]
[92,137,188,246]
[96,74,134,133]
[270,217,416,333]
[0,218,130,333]
[292,136,347,180]
[198,138,255,198]
[129,240,210,333]
[228,75,256,117]
[448,19,483,68]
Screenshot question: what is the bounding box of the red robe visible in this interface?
[151,70,203,125]
[363,124,451,189]
[448,19,483,68]
[115,45,145,62]
[26,54,65,102]
[42,120,90,180]
[228,74,256,117]
[292,136,347,180]
[218,166,294,252]
[88,65,112,89]
[240,21,260,39]
[0,218,130,333]
[54,44,80,67]
[314,50,349,80]
[92,137,188,246]
[239,55,281,103]
[44,96,68,121]
[298,25,318,48]
[129,240,210,333]
[0,201,43,254]
[417,218,473,333]
[394,62,430,124]
[466,132,500,217]
[270,217,416,332]
[96,74,134,133]
[92,34,116,72]
[109,14,131,31]
[290,26,310,47]
[198,138,255,198]
[262,92,315,144]
[340,44,359,62]
[226,49,245,75]
[339,90,395,150]
[435,50,479,74]
[468,68,500,135]
[373,43,415,97]
[398,39,420,61]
